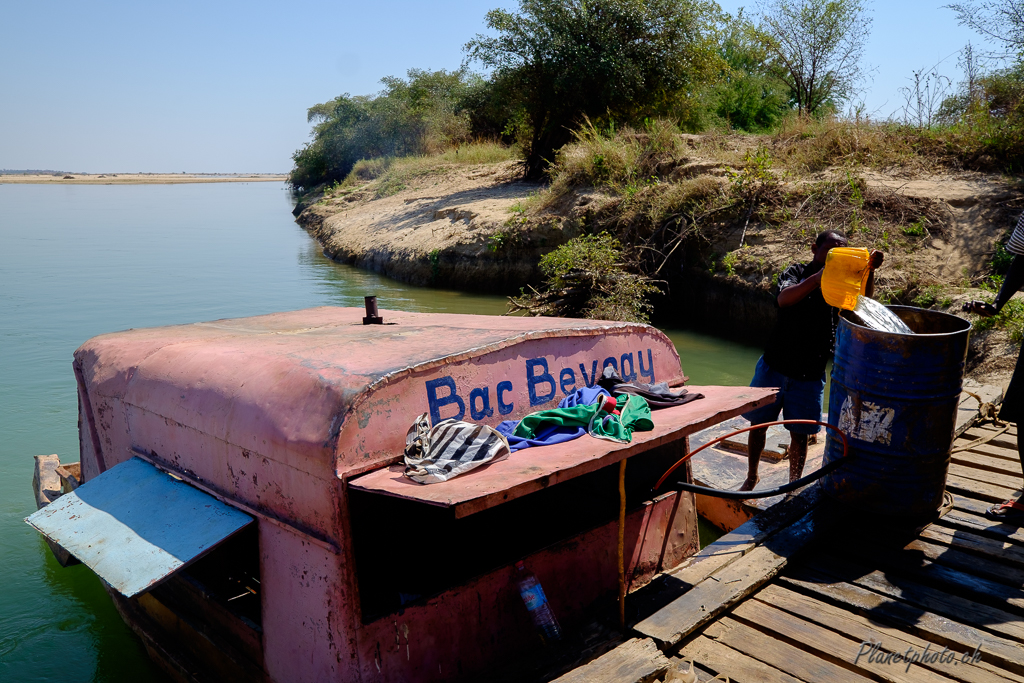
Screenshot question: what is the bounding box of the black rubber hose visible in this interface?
[669,456,849,499]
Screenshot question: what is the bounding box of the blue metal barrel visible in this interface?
[822,306,972,518]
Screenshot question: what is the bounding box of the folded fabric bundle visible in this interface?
[403,412,511,484]
[497,386,610,451]
[588,393,654,443]
[598,366,704,408]
[514,390,654,445]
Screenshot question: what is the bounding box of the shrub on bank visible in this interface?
[289,69,494,193]
[318,142,517,201]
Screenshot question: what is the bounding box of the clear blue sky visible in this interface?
[0,1,998,173]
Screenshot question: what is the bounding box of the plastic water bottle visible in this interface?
[515,561,562,644]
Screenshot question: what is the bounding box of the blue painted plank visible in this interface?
[25,457,252,597]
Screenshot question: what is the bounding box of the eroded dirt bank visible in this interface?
[294,149,1024,386]
[295,162,559,291]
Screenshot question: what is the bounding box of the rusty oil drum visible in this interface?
[821,306,972,518]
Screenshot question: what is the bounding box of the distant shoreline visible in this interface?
[0,173,287,185]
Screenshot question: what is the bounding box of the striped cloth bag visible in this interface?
[1007,213,1024,255]
[403,413,511,484]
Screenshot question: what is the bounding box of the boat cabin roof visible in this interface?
[74,307,687,479]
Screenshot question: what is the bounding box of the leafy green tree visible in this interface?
[289,69,479,192]
[709,14,792,131]
[466,0,727,179]
[755,0,872,116]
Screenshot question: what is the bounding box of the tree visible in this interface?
[946,0,1024,60]
[755,0,872,117]
[465,0,726,179]
[289,69,477,191]
[709,13,792,131]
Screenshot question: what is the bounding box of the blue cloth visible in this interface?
[742,355,825,434]
[497,420,585,451]
[558,385,610,409]
[498,386,611,451]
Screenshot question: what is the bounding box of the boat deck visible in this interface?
[554,420,1024,683]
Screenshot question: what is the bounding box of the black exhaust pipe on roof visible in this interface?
[363,296,383,325]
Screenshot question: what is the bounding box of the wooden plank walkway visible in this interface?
[555,420,1024,683]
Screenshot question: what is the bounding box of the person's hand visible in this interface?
[868,250,884,270]
[964,300,998,317]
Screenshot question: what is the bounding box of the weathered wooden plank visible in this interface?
[779,570,1024,679]
[634,500,831,648]
[950,463,1022,489]
[797,555,1024,643]
[962,428,1018,453]
[551,638,670,683]
[754,583,1021,683]
[704,617,874,683]
[954,441,1022,463]
[661,486,824,591]
[676,636,806,683]
[732,598,954,683]
[893,537,1024,588]
[942,503,1024,547]
[921,525,1024,568]
[972,422,1017,436]
[952,451,1024,478]
[824,541,1024,611]
[947,474,1022,505]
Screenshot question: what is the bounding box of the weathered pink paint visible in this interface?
[71,307,774,682]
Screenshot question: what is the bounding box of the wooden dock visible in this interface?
[553,419,1024,683]
[688,380,1003,535]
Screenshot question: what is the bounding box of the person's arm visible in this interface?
[864,250,884,298]
[966,254,1024,316]
[777,270,822,307]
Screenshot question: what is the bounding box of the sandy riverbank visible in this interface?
[1,173,287,185]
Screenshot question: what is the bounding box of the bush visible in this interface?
[548,119,685,191]
[289,69,487,192]
[509,233,660,322]
[936,65,1024,170]
[706,15,792,132]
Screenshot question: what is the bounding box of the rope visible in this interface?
[950,390,1008,454]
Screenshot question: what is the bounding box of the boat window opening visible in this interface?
[172,523,263,627]
[349,443,686,623]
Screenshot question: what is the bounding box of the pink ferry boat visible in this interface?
[27,306,772,682]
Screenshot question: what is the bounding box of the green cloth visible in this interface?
[592,394,654,443]
[513,394,653,444]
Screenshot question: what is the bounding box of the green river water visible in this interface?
[0,182,761,682]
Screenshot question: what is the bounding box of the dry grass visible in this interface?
[324,142,517,199]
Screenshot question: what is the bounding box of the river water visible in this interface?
[0,182,759,682]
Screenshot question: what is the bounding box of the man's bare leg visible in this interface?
[740,427,768,491]
[789,433,809,482]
